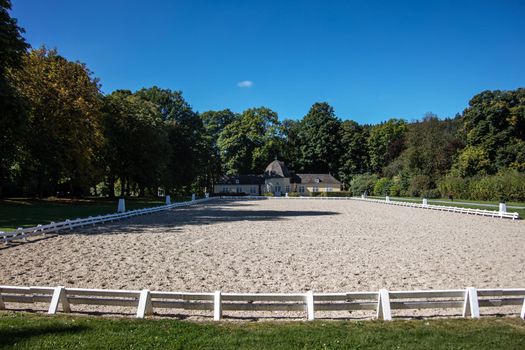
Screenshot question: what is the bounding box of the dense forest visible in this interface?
[1,1,524,201]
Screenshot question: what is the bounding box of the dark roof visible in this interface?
[264,160,290,178]
[294,174,341,185]
[216,175,264,185]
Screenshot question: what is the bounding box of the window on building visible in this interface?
[236,187,242,193]
[275,185,281,193]
[250,187,256,194]
[315,178,320,183]
[327,186,333,192]
[313,186,319,192]
[285,185,290,193]
[222,187,228,192]
[299,186,305,193]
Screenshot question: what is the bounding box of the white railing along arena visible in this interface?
[353,196,520,220]
[0,285,523,321]
[0,197,215,244]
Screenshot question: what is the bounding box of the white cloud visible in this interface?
[237,80,254,88]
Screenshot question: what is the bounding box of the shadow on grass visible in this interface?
[0,322,90,347]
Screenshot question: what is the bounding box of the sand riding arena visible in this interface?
[1,198,524,320]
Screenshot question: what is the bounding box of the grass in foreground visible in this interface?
[0,197,172,231]
[0,313,524,349]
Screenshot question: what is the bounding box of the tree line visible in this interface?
[1,1,524,200]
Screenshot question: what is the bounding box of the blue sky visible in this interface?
[11,0,525,124]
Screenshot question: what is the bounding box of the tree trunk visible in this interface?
[120,178,125,197]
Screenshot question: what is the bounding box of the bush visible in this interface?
[263,192,274,197]
[468,169,525,202]
[389,184,402,197]
[437,176,469,199]
[373,177,391,196]
[408,175,432,197]
[287,192,300,197]
[350,174,378,196]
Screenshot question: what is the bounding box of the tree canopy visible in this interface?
[0,3,524,201]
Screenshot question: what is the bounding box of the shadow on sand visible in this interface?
[74,199,341,236]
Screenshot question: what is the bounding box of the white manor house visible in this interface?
[214,160,342,196]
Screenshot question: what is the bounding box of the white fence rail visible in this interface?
[0,197,214,245]
[1,285,523,321]
[219,196,520,219]
[353,197,520,220]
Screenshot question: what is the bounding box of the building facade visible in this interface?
[214,160,341,196]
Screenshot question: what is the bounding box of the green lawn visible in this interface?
[0,313,524,349]
[368,196,525,218]
[0,197,177,232]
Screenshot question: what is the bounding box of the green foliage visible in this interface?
[437,175,470,199]
[458,89,525,173]
[350,174,378,196]
[467,169,525,202]
[296,102,341,174]
[451,146,491,178]
[402,114,463,181]
[0,0,29,197]
[102,90,168,197]
[408,175,432,197]
[367,118,407,174]
[373,177,391,196]
[218,107,283,175]
[136,87,207,191]
[338,120,369,187]
[287,192,300,197]
[263,192,274,197]
[12,47,103,196]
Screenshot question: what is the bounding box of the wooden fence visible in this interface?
[219,196,520,219]
[1,285,523,321]
[0,197,214,245]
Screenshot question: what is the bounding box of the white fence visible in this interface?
[353,197,520,220]
[219,196,520,219]
[0,197,214,245]
[0,285,523,321]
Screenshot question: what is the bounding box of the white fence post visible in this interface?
[462,287,480,318]
[377,289,392,321]
[165,195,171,205]
[520,298,525,320]
[499,202,507,213]
[385,196,390,202]
[214,290,222,321]
[192,193,196,202]
[422,198,428,206]
[136,289,153,318]
[48,286,70,314]
[306,291,315,321]
[205,193,210,198]
[117,198,126,213]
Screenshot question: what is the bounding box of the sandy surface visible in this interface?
[1,198,524,319]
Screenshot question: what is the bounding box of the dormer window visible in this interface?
[315,178,320,183]
[235,179,240,184]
